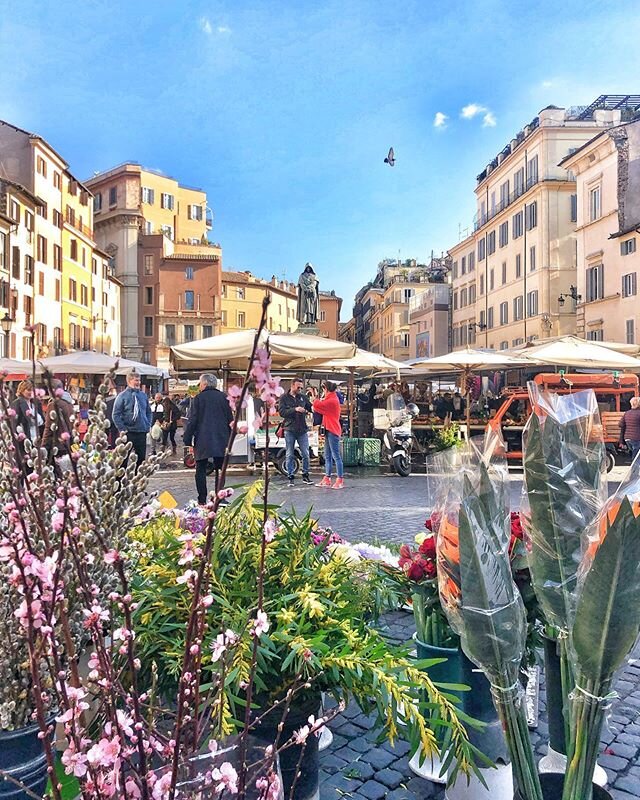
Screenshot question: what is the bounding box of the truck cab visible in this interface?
[488,373,639,471]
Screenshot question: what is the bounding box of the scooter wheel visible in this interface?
[393,453,411,477]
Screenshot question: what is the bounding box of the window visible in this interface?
[469,284,476,303]
[526,155,538,187]
[621,238,637,256]
[586,264,604,302]
[500,180,510,209]
[479,310,486,328]
[10,200,19,221]
[460,288,468,307]
[499,221,509,248]
[24,256,33,286]
[81,285,88,306]
[82,248,86,267]
[165,324,176,346]
[144,317,153,337]
[184,324,194,342]
[514,167,525,197]
[37,235,47,264]
[501,261,507,285]
[512,211,523,239]
[236,287,245,300]
[160,193,175,210]
[52,209,62,228]
[487,230,496,255]
[0,233,5,270]
[237,311,245,328]
[69,279,77,302]
[526,201,538,230]
[468,251,475,272]
[94,193,103,212]
[53,327,61,351]
[144,221,152,234]
[452,261,458,279]
[489,269,494,290]
[529,245,536,272]
[589,186,601,221]
[38,271,45,295]
[55,280,60,301]
[145,286,153,304]
[587,330,604,342]
[627,320,635,345]
[500,341,509,350]
[141,187,155,205]
[202,325,213,338]
[142,351,151,364]
[185,266,194,280]
[527,290,539,317]
[69,323,78,349]
[622,272,637,298]
[25,210,34,232]
[453,291,458,310]
[70,239,78,261]
[461,256,467,275]
[479,274,484,295]
[53,171,61,189]
[92,257,97,275]
[570,194,577,223]
[221,310,227,326]
[403,288,414,303]
[53,244,62,271]
[144,254,154,275]
[102,291,107,307]
[11,246,20,280]
[160,224,174,240]
[478,239,486,261]
[184,290,195,310]
[65,205,75,226]
[188,204,204,221]
[221,284,227,297]
[513,296,524,321]
[500,301,508,325]
[37,156,47,177]
[487,306,494,329]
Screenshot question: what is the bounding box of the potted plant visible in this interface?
[129,487,481,799]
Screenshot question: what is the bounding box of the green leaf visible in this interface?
[572,498,640,681]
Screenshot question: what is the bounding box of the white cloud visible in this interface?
[461,103,487,119]
[482,111,497,127]
[217,25,231,34]
[433,112,448,129]
[199,17,213,35]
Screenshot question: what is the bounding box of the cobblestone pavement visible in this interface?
[319,611,640,800]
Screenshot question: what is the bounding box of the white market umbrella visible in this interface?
[510,335,640,370]
[285,348,409,436]
[403,347,532,433]
[0,358,33,379]
[170,329,356,371]
[39,351,165,378]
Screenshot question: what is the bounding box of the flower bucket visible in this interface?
[542,635,566,755]
[0,721,50,799]
[514,772,612,800]
[251,697,320,800]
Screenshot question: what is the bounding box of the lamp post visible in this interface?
[557,285,581,307]
[1,312,13,358]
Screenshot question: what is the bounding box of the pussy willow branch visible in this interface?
[168,293,271,800]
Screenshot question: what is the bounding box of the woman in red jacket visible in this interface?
[313,381,344,489]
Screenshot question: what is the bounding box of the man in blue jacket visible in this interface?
[112,369,153,469]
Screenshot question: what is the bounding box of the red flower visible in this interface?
[418,534,437,560]
[399,543,437,582]
[424,558,437,579]
[424,518,433,531]
[510,512,523,540]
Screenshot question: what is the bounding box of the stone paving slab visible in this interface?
[318,610,640,800]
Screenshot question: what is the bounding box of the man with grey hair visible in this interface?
[183,373,233,505]
[112,369,152,469]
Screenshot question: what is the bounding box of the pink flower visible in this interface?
[61,741,88,777]
[86,736,121,768]
[293,725,310,744]
[151,771,173,800]
[103,550,120,565]
[263,518,278,543]
[237,421,249,434]
[176,569,197,585]
[211,762,238,794]
[211,629,238,662]
[51,511,65,533]
[251,610,269,637]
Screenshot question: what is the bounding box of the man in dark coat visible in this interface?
[183,373,233,505]
[620,396,640,461]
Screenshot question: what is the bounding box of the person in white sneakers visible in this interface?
[313,381,344,489]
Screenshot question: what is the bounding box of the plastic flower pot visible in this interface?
[251,695,321,800]
[411,636,464,784]
[514,772,612,800]
[0,720,50,799]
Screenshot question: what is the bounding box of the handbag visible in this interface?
[150,421,163,441]
[275,424,285,439]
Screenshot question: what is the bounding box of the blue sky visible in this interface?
[1,0,639,319]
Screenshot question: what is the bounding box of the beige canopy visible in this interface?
[170,329,356,371]
[39,351,166,377]
[509,335,640,370]
[286,347,407,373]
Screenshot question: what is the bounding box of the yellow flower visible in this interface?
[299,589,325,619]
[277,608,296,626]
[415,532,427,546]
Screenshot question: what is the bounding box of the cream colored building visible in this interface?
[562,116,640,343]
[449,97,636,350]
[87,163,222,359]
[91,248,122,355]
[409,282,451,358]
[220,271,298,333]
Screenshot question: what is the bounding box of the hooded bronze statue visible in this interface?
[296,263,319,325]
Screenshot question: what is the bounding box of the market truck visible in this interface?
[488,372,639,472]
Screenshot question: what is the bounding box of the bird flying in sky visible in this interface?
[384,147,395,166]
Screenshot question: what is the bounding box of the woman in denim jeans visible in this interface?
[313,381,344,489]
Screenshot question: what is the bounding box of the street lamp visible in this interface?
[1,312,13,358]
[468,322,487,334]
[557,285,581,306]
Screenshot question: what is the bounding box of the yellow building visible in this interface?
[61,171,94,350]
[221,271,298,333]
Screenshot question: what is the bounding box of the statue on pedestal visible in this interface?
[296,263,320,326]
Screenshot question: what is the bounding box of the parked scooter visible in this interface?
[382,402,420,477]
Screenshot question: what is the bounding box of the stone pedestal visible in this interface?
[296,323,320,336]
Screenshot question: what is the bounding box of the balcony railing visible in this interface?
[473,175,542,231]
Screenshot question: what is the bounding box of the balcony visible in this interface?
[473,175,541,231]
